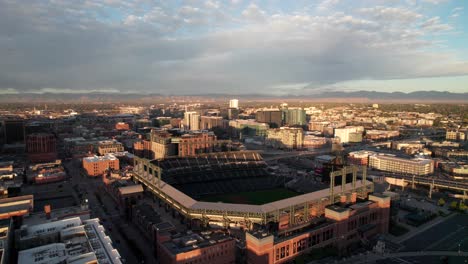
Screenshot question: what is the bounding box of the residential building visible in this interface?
[266,127,304,149]
[184,112,200,131]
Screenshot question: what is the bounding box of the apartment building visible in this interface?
[266,127,304,150]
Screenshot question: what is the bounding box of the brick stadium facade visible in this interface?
[133,153,389,262]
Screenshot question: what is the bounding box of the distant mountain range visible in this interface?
[0,90,466,103]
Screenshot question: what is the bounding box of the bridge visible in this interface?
[385,174,468,199]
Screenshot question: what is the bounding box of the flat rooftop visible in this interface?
[162,231,233,255]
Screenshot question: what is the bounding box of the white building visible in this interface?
[334,126,364,143]
[183,111,200,131]
[229,99,239,109]
[368,154,434,176]
[18,217,122,264]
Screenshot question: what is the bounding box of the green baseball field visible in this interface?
[200,188,301,205]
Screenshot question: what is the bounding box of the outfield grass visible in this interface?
[200,188,301,205]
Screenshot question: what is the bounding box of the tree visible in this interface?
[458,202,467,212]
[449,201,458,210]
[438,198,445,207]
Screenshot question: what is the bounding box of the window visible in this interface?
[276,248,279,261]
[293,242,296,253]
[286,245,290,257]
[280,247,285,258]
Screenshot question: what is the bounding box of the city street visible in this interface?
[64,160,157,264]
[401,214,468,252]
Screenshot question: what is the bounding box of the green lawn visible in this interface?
[200,188,300,205]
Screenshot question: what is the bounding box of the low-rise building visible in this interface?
[17,217,122,264]
[334,126,364,144]
[115,122,130,131]
[348,151,376,166]
[97,140,124,155]
[369,154,434,175]
[446,130,466,141]
[157,230,236,264]
[303,135,327,149]
[365,130,399,140]
[82,154,119,177]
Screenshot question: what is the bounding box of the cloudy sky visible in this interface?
[0,0,467,95]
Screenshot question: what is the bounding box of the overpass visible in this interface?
[385,174,468,199]
[323,250,468,264]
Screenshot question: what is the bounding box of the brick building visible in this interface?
[157,230,236,264]
[26,133,57,163]
[115,122,130,131]
[246,194,390,264]
[82,154,119,177]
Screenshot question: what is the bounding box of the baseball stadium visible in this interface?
[133,151,373,230]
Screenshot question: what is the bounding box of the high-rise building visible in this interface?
[284,107,306,126]
[183,111,200,131]
[200,116,227,130]
[3,119,25,144]
[229,99,239,109]
[26,133,57,163]
[266,127,304,149]
[228,108,239,120]
[255,109,282,127]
